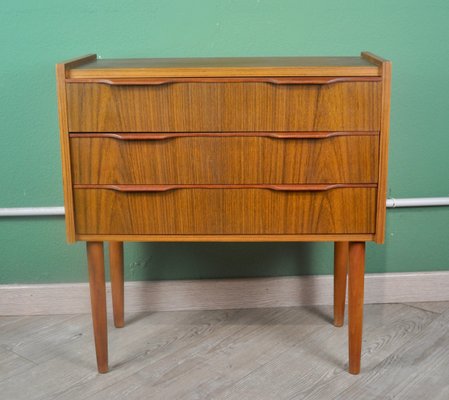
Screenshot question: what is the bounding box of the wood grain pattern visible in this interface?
[66,56,381,78]
[336,309,449,400]
[334,242,349,327]
[0,315,92,366]
[56,66,76,242]
[56,54,97,243]
[70,134,379,185]
[348,242,366,375]
[360,52,390,243]
[209,305,437,400]
[376,60,392,243]
[73,187,377,235]
[69,131,377,139]
[0,344,36,382]
[111,308,323,399]
[58,54,97,74]
[76,233,375,242]
[74,183,376,191]
[66,81,381,132]
[360,51,389,66]
[109,241,124,329]
[0,304,445,399]
[86,241,108,373]
[65,76,381,85]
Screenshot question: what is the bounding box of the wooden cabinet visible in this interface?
[56,53,391,375]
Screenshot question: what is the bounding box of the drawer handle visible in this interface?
[66,76,381,85]
[70,131,378,141]
[75,184,377,192]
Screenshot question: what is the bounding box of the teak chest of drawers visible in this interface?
[56,53,391,375]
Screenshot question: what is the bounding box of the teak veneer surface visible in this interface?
[67,56,381,78]
[70,134,379,185]
[66,81,381,132]
[73,187,377,235]
[75,234,375,242]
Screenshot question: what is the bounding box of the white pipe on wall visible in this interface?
[0,207,65,217]
[0,198,448,217]
[386,197,449,208]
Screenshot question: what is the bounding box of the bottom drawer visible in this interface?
[73,186,376,235]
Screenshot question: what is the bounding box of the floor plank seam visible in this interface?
[0,360,38,386]
[50,372,100,400]
[401,303,442,315]
[211,335,306,399]
[8,348,39,366]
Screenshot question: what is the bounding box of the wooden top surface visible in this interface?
[66,56,381,78]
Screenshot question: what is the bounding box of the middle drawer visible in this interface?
[70,133,379,185]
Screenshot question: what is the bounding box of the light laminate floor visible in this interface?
[1,302,449,400]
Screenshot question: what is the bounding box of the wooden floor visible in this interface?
[1,302,449,399]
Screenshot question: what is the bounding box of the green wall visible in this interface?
[1,0,448,284]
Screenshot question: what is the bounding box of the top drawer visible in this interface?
[66,78,381,132]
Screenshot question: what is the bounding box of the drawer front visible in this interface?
[73,187,376,235]
[66,80,381,132]
[70,133,379,184]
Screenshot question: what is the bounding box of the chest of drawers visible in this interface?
[56,53,391,374]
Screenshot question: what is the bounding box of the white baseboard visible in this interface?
[1,272,449,316]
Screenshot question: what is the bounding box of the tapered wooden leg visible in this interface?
[86,241,108,373]
[109,241,125,328]
[334,241,349,327]
[348,241,365,375]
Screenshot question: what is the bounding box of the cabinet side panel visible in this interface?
[56,64,76,242]
[375,61,392,243]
